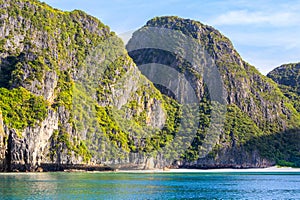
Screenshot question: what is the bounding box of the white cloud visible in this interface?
[227,31,300,49]
[210,10,300,27]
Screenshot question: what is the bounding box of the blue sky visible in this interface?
[43,0,300,74]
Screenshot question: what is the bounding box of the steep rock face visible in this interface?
[127,16,300,168]
[267,63,300,112]
[8,109,58,171]
[0,0,169,171]
[0,0,103,170]
[138,17,300,132]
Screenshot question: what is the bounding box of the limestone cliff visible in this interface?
[127,16,300,168]
[0,0,170,171]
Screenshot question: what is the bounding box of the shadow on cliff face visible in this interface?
[244,128,300,167]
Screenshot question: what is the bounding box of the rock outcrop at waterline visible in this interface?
[0,0,299,171]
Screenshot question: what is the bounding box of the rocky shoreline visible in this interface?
[1,163,300,173]
[0,163,285,173]
[1,163,115,173]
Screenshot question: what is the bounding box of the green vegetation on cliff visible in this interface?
[245,128,300,167]
[268,63,300,112]
[0,87,48,135]
[266,63,300,167]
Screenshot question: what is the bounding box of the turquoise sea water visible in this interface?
[0,172,300,199]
